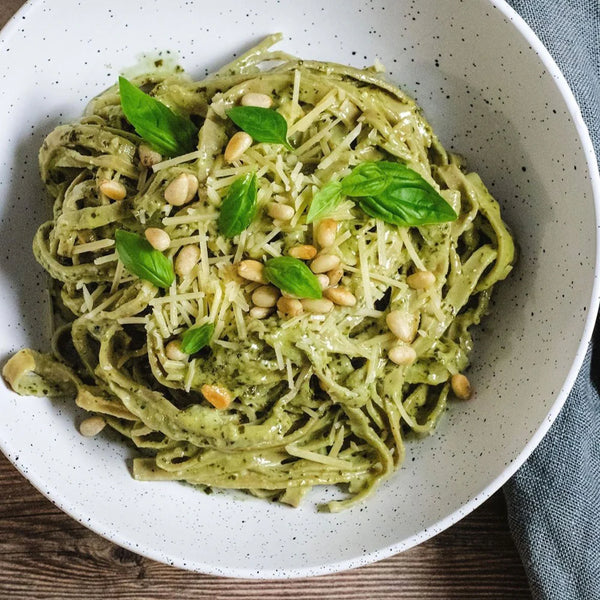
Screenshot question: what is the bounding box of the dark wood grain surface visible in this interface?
[0,453,530,599]
[0,0,531,597]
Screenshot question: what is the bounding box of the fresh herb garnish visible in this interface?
[227,106,292,150]
[181,322,214,354]
[338,162,390,197]
[264,257,323,299]
[306,161,458,226]
[115,229,174,289]
[217,172,258,238]
[355,161,457,225]
[306,181,343,224]
[118,76,198,157]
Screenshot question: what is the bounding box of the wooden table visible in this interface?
[0,454,530,599]
[0,0,531,596]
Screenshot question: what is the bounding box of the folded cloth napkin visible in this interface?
[503,2,600,599]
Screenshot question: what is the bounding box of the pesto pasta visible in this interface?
[2,34,515,511]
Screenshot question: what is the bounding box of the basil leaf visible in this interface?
[340,162,389,197]
[306,181,343,224]
[363,162,457,225]
[115,229,174,289]
[359,182,457,226]
[264,257,322,299]
[181,323,214,354]
[227,106,292,149]
[119,77,198,157]
[335,161,457,226]
[357,195,403,224]
[218,172,258,238]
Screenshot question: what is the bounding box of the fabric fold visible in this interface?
[503,2,600,599]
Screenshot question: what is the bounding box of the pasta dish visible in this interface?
[2,35,515,511]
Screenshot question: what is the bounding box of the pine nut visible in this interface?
[288,244,317,260]
[386,310,418,343]
[201,384,233,410]
[451,373,472,400]
[99,180,126,201]
[316,218,337,248]
[301,298,334,314]
[165,340,188,361]
[224,131,253,162]
[407,270,436,290]
[316,274,330,290]
[277,296,303,316]
[241,92,273,108]
[249,306,273,319]
[138,143,162,167]
[79,416,106,437]
[310,254,341,273]
[252,285,280,308]
[388,346,417,366]
[175,245,200,276]
[184,173,199,203]
[165,173,193,206]
[323,286,356,307]
[268,202,295,221]
[327,267,343,287]
[237,259,267,283]
[144,227,171,251]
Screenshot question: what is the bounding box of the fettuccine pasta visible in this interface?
[3,35,514,511]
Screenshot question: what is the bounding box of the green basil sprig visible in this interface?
[264,257,322,299]
[181,322,214,354]
[356,162,457,225]
[119,76,198,157]
[306,161,458,226]
[218,172,258,238]
[306,181,343,224]
[227,106,292,150]
[339,162,390,197]
[115,229,174,289]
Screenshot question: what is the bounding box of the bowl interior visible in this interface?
[0,0,596,577]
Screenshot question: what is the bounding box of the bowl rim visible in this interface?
[0,0,599,579]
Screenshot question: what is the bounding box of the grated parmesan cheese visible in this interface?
[285,358,295,390]
[288,89,338,135]
[214,339,238,350]
[198,227,210,281]
[184,358,196,392]
[72,239,114,255]
[150,291,206,306]
[318,122,362,171]
[117,316,148,325]
[81,284,93,313]
[93,252,117,265]
[285,444,354,469]
[399,228,426,271]
[152,308,171,338]
[357,235,373,309]
[233,302,247,340]
[162,212,216,226]
[110,259,124,294]
[343,265,405,290]
[295,117,342,155]
[151,150,204,172]
[273,342,285,370]
[376,220,386,266]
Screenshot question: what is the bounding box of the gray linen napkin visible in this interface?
[503,2,600,599]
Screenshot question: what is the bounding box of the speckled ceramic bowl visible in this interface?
[0,0,598,578]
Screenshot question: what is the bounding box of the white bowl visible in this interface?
[0,0,598,578]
